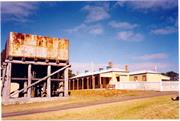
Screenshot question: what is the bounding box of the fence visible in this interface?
[115,81,179,91]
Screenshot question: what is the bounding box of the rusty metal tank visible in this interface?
[5,32,69,61]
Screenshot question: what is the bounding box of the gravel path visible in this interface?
[2,91,178,118]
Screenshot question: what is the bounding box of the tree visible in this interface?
[68,69,76,78]
[1,49,6,63]
[163,71,179,81]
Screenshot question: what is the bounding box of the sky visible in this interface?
[1,0,179,74]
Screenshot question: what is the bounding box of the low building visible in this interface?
[69,68,129,90]
[129,70,170,82]
[69,66,170,90]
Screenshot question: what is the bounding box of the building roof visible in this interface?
[129,70,160,75]
[71,68,162,79]
[71,68,127,79]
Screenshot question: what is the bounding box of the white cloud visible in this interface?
[116,31,143,42]
[115,1,125,7]
[1,2,39,23]
[109,21,139,30]
[116,0,177,10]
[151,26,177,35]
[71,62,120,74]
[82,5,110,23]
[71,62,170,74]
[66,24,87,33]
[66,23,104,35]
[89,25,104,35]
[71,62,104,74]
[134,53,168,60]
[129,62,170,72]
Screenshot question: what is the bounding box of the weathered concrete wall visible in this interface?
[6,32,69,61]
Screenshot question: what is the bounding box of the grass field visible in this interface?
[2,90,179,120]
[2,89,147,113]
[3,95,179,120]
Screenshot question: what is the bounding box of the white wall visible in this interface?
[115,81,179,91]
[161,81,179,91]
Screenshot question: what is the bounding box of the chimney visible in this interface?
[125,65,128,72]
[106,66,111,70]
[99,68,103,71]
[108,61,113,68]
[85,70,89,73]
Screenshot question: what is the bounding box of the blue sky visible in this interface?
[1,0,178,73]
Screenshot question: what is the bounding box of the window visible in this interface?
[134,76,138,81]
[142,75,146,81]
[38,40,43,46]
[116,76,120,82]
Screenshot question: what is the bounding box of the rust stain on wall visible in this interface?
[6,32,69,61]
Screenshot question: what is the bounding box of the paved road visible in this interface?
[2,91,178,118]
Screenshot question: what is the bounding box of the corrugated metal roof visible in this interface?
[129,70,160,75]
[71,68,162,79]
[71,68,126,79]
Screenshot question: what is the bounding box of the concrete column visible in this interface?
[77,79,79,90]
[99,75,102,88]
[87,77,89,89]
[92,76,95,89]
[24,81,27,97]
[73,79,75,90]
[3,63,12,102]
[42,82,46,97]
[64,67,69,97]
[47,65,51,97]
[82,78,84,90]
[68,80,71,90]
[1,65,6,96]
[70,80,73,90]
[27,64,32,98]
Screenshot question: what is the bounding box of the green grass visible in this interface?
[4,95,179,120]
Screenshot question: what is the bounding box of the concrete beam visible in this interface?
[5,60,66,67]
